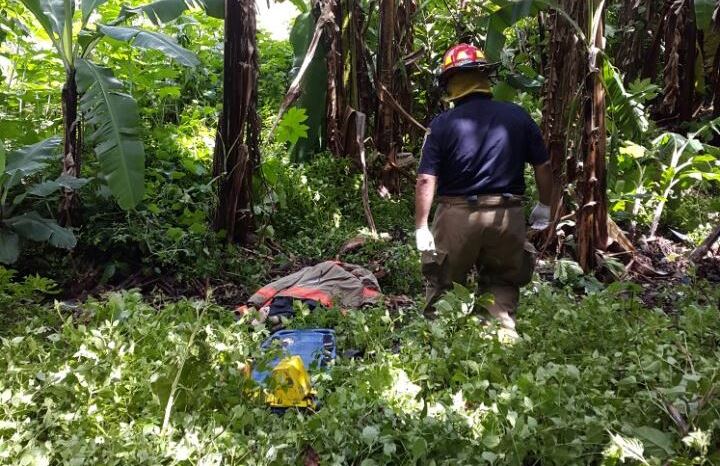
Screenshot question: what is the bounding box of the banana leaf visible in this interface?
[76,59,145,210]
[5,211,76,249]
[98,25,200,67]
[288,10,328,162]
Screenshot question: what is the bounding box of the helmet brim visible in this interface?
[438,61,500,85]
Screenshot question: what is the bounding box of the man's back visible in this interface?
[419,94,548,196]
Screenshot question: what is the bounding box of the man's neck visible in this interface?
[454,92,493,106]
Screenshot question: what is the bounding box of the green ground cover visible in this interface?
[1,269,718,465]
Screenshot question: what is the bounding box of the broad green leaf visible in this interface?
[120,0,223,24]
[61,0,73,61]
[98,25,199,67]
[4,136,61,182]
[201,0,224,18]
[20,0,73,64]
[56,175,90,189]
[680,170,720,181]
[76,59,145,210]
[692,154,717,163]
[633,426,674,456]
[27,175,88,197]
[695,0,715,31]
[0,230,20,264]
[120,0,195,24]
[482,0,582,61]
[288,10,327,161]
[157,86,181,98]
[485,0,542,61]
[27,180,62,197]
[19,0,65,38]
[5,211,77,249]
[506,71,543,90]
[82,0,109,22]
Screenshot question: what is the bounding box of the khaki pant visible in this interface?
[422,195,535,329]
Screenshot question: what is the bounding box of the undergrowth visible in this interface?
[1,272,718,465]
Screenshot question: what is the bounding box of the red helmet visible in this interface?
[438,44,498,85]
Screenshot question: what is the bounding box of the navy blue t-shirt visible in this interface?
[419,94,549,196]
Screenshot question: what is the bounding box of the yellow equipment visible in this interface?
[250,329,335,410]
[263,355,316,408]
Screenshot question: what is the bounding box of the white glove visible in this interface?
[415,226,436,252]
[529,203,551,230]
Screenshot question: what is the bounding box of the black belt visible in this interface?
[438,193,524,207]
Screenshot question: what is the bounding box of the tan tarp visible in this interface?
[247,261,381,309]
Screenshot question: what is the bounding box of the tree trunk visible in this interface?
[615,0,641,82]
[709,3,720,118]
[539,0,587,239]
[345,0,373,117]
[539,0,609,271]
[212,0,259,244]
[395,0,416,140]
[377,0,398,194]
[713,39,720,117]
[58,67,81,226]
[577,1,609,272]
[659,0,697,121]
[616,0,665,84]
[325,0,345,156]
[642,0,670,81]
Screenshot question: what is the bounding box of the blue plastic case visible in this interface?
[252,329,336,384]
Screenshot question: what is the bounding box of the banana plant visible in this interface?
[0,137,79,264]
[17,0,202,218]
[647,119,720,238]
[482,0,582,62]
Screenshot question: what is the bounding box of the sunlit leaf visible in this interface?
[603,60,648,138]
[276,107,309,144]
[19,0,65,38]
[120,0,223,24]
[98,25,200,67]
[19,0,73,63]
[619,142,646,159]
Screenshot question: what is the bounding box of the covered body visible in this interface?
[247,261,381,309]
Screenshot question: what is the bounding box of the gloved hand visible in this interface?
[529,203,551,230]
[415,226,436,252]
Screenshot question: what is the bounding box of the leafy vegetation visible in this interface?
[1,0,720,463]
[0,137,76,264]
[0,276,718,464]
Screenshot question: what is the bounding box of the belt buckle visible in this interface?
[465,194,478,206]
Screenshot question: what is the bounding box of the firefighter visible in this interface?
[415,43,553,338]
